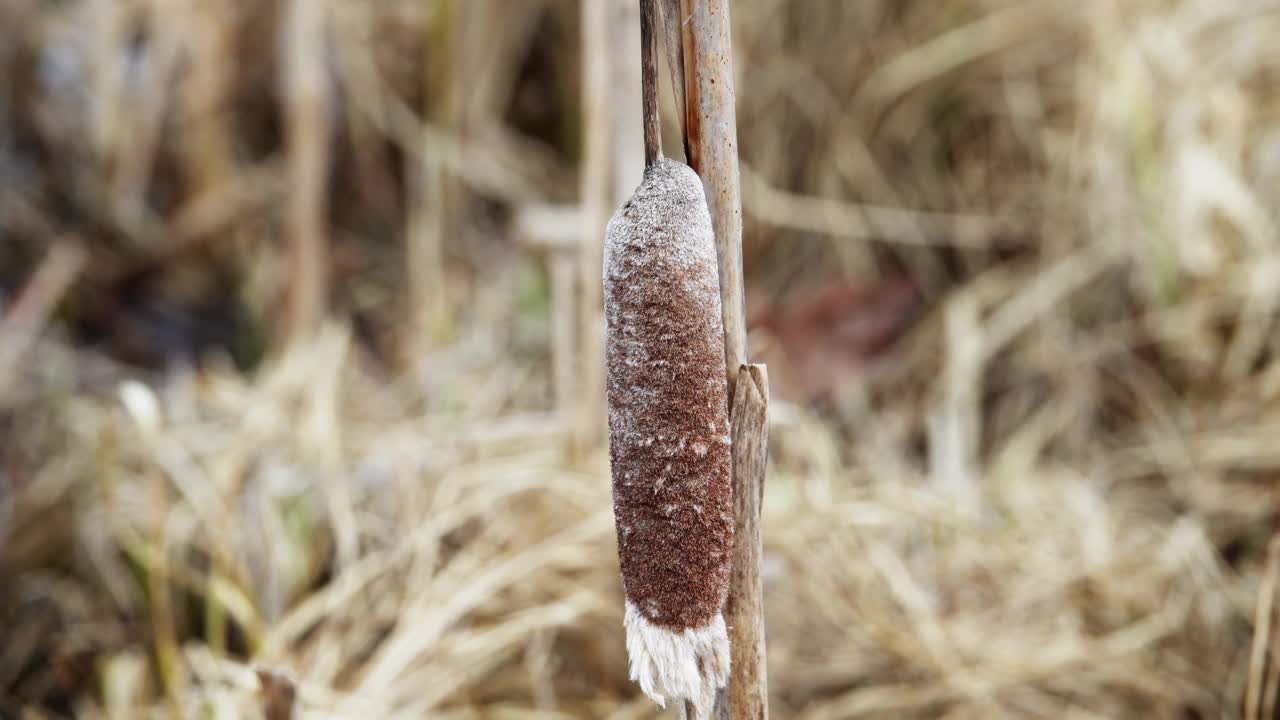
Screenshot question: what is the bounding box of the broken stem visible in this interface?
[678,1,769,717]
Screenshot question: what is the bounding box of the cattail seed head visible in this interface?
[604,157,732,716]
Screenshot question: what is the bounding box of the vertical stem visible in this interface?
[572,0,614,456]
[282,0,331,345]
[680,1,769,717]
[640,0,663,167]
[657,0,688,159]
[1247,536,1280,719]
[550,251,576,424]
[722,364,770,720]
[612,1,646,198]
[180,0,234,200]
[577,0,643,456]
[406,136,449,343]
[410,1,458,345]
[680,0,746,396]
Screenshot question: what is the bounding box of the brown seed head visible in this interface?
[604,158,733,632]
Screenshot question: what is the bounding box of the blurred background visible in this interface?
[1,0,1278,717]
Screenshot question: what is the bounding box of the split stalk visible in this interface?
[678,0,769,717]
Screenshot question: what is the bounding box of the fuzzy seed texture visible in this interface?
[604,158,733,718]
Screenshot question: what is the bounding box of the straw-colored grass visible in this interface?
[2,0,1279,717]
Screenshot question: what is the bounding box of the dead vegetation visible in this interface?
[2,0,1279,717]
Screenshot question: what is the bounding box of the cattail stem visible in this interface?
[657,0,688,160]
[678,1,771,717]
[680,0,745,396]
[640,0,662,167]
[720,363,770,719]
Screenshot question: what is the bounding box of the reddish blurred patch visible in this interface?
[748,275,920,403]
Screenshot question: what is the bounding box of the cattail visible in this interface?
[605,3,733,714]
[604,155,733,717]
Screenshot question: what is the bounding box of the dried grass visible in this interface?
[2,0,1279,717]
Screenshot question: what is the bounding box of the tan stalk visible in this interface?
[573,0,616,455]
[678,1,770,717]
[1246,536,1280,720]
[281,0,332,346]
[575,0,647,456]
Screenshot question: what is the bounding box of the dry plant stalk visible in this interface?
[573,0,615,455]
[719,364,769,719]
[676,1,770,717]
[0,243,84,398]
[658,0,688,156]
[679,0,746,393]
[1246,536,1280,720]
[514,205,581,423]
[604,3,734,717]
[611,0,647,202]
[281,0,331,345]
[406,135,450,343]
[640,1,662,169]
[179,1,235,200]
